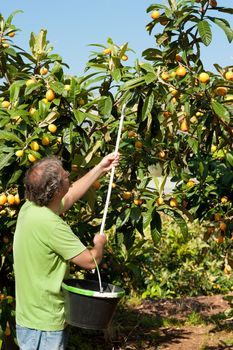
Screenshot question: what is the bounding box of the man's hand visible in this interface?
[98,152,120,172]
[93,233,107,247]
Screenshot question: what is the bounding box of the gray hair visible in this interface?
[24,156,64,206]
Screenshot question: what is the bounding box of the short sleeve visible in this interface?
[48,220,86,260]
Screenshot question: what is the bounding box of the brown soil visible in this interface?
[68,293,233,350]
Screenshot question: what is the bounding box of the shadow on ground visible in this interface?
[67,294,233,350]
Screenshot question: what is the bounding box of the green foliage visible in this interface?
[140,218,233,299]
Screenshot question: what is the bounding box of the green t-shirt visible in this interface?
[13,200,86,331]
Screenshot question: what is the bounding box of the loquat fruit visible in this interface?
[48,124,57,133]
[214,87,228,96]
[161,71,170,81]
[220,196,228,204]
[176,66,187,77]
[225,71,233,81]
[28,154,37,162]
[103,48,111,55]
[40,67,48,75]
[8,31,15,38]
[134,199,143,206]
[30,141,40,151]
[42,136,50,146]
[1,101,10,108]
[15,150,24,157]
[122,191,132,200]
[169,198,178,207]
[135,140,143,149]
[198,72,210,83]
[93,180,101,190]
[157,197,164,205]
[219,222,227,232]
[7,194,15,205]
[0,194,7,205]
[121,55,128,61]
[46,89,56,101]
[151,10,160,20]
[14,194,20,205]
[186,180,195,188]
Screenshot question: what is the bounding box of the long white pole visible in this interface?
[99,103,126,236]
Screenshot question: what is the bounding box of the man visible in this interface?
[13,152,119,350]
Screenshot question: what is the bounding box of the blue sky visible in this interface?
[1,0,233,76]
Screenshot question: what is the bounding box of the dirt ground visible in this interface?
[68,293,233,350]
[125,294,233,350]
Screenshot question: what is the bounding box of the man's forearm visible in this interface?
[62,152,119,212]
[70,240,106,270]
[63,164,104,211]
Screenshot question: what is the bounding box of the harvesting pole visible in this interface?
[99,103,126,236]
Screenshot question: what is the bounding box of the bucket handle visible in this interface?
[89,251,103,293]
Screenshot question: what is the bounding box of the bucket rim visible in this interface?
[62,280,125,299]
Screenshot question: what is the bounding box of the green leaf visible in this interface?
[5,47,17,57]
[49,81,65,95]
[120,77,145,91]
[116,208,131,228]
[85,140,102,164]
[103,96,112,117]
[159,174,168,195]
[107,37,114,45]
[197,20,212,46]
[199,162,205,176]
[143,206,154,228]
[9,80,25,102]
[111,68,121,82]
[86,63,108,71]
[130,207,142,225]
[226,153,233,167]
[73,110,87,124]
[142,93,154,121]
[156,32,170,46]
[209,17,233,43]
[147,4,168,12]
[211,100,230,123]
[123,229,136,251]
[0,117,9,128]
[119,42,128,57]
[7,169,23,186]
[50,62,64,80]
[142,48,163,61]
[187,138,198,154]
[38,111,59,127]
[159,208,189,239]
[140,63,156,73]
[145,72,157,85]
[216,8,233,15]
[79,72,103,85]
[150,211,162,244]
[48,53,63,63]
[0,152,14,171]
[24,82,42,96]
[30,29,49,61]
[176,10,195,26]
[0,131,23,145]
[6,10,23,26]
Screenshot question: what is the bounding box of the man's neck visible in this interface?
[47,195,62,215]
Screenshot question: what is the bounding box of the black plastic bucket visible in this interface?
[62,279,125,330]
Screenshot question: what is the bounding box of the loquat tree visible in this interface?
[0,1,233,343]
